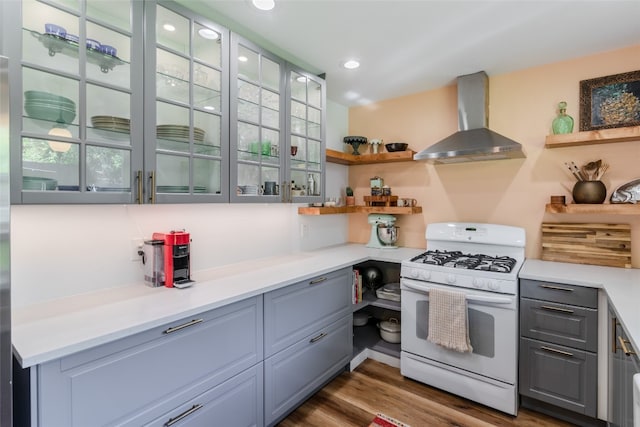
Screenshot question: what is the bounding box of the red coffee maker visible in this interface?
[152,230,194,288]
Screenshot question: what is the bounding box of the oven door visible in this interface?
[400,278,517,384]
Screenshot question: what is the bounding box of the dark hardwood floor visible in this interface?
[278,359,575,426]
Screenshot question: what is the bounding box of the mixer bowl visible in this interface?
[377,225,398,246]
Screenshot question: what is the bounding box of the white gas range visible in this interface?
[400,222,525,415]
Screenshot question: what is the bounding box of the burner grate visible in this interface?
[411,250,517,273]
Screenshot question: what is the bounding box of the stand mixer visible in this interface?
[367,214,399,249]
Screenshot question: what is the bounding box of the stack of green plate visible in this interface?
[24,90,76,124]
[91,115,130,133]
[23,176,58,191]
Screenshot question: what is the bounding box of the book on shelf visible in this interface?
[352,269,363,304]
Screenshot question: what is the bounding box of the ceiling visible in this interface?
[179,1,640,107]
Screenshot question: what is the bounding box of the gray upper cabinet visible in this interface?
[7,0,144,204]
[5,0,323,205]
[145,1,230,203]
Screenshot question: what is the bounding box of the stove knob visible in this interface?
[472,278,482,288]
[409,268,420,279]
[487,281,499,291]
[446,274,456,284]
[420,270,431,281]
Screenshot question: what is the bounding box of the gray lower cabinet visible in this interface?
[31,296,263,427]
[608,304,640,427]
[263,267,353,426]
[519,279,599,418]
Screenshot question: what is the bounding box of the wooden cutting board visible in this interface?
[541,223,632,268]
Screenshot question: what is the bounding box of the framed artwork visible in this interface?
[579,70,640,131]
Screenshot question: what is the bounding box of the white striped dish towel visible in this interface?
[427,288,473,353]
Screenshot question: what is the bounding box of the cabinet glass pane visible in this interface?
[290,135,305,166]
[22,137,79,190]
[194,158,221,194]
[87,84,131,145]
[237,163,259,188]
[291,100,306,135]
[86,22,131,87]
[22,1,79,77]
[290,72,306,102]
[262,88,279,129]
[238,81,259,123]
[156,49,189,104]
[87,0,131,33]
[308,139,321,170]
[22,67,79,138]
[193,22,221,67]
[156,6,189,55]
[194,64,221,111]
[237,121,259,161]
[262,128,280,165]
[156,154,189,191]
[262,56,280,92]
[86,145,131,190]
[156,102,190,152]
[193,110,221,156]
[308,79,322,108]
[238,45,259,84]
[48,0,79,10]
[308,106,321,139]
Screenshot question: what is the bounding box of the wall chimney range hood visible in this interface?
[414,71,526,164]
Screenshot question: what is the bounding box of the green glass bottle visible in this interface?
[552,101,574,134]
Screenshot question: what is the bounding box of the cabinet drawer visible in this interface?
[144,363,263,427]
[264,315,352,426]
[264,267,352,357]
[519,337,597,417]
[38,296,263,427]
[520,279,598,308]
[520,298,597,352]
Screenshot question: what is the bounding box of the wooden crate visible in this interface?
[363,196,397,207]
[541,223,631,268]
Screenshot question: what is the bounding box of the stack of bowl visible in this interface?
[24,90,76,124]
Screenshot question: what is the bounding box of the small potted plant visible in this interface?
[345,187,355,206]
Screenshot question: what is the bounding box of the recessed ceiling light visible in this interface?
[203,105,216,111]
[296,76,307,83]
[252,0,275,11]
[163,23,176,32]
[198,28,219,40]
[238,56,248,62]
[342,59,360,70]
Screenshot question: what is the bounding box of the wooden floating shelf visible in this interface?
[298,205,422,215]
[545,203,640,215]
[545,125,640,148]
[326,148,415,165]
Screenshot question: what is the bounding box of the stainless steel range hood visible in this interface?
[414,71,525,164]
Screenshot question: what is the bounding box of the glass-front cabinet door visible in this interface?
[230,34,285,202]
[287,67,325,202]
[9,0,143,203]
[146,1,229,203]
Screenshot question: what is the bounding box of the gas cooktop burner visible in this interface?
[410,250,517,273]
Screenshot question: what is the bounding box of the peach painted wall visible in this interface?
[348,44,640,266]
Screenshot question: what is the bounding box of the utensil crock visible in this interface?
[572,180,606,204]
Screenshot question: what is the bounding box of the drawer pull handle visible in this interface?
[618,336,637,356]
[310,332,327,343]
[163,318,204,334]
[309,277,328,285]
[540,305,574,314]
[540,284,574,292]
[164,404,203,427]
[540,346,574,358]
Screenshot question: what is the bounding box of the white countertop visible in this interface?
[12,244,423,368]
[14,249,640,369]
[520,259,640,354]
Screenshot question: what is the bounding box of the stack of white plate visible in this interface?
[157,125,205,142]
[238,185,260,195]
[376,283,401,302]
[91,115,130,133]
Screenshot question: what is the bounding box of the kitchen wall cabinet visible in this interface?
[263,267,352,425]
[608,304,640,427]
[7,0,144,204]
[5,0,325,205]
[519,279,600,424]
[14,296,263,426]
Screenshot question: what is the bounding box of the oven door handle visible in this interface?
[402,281,513,305]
